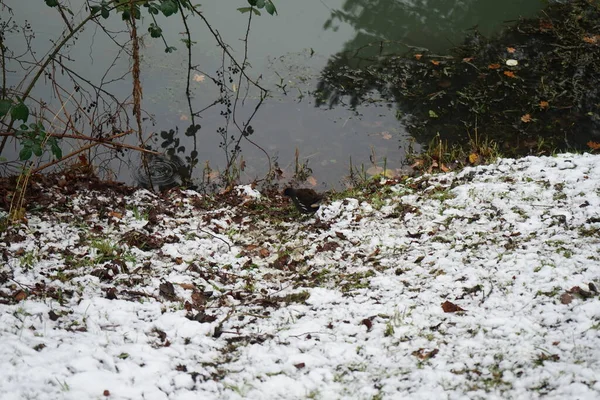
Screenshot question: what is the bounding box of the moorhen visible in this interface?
[283,187,323,214]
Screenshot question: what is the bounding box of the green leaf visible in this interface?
[165,46,177,53]
[0,99,12,117]
[185,124,201,136]
[32,143,43,157]
[237,7,252,14]
[160,0,178,16]
[255,0,265,8]
[45,0,59,7]
[19,146,32,161]
[265,1,277,15]
[90,5,101,15]
[247,0,257,5]
[148,23,162,38]
[50,140,62,160]
[11,103,29,122]
[101,6,110,19]
[121,9,130,20]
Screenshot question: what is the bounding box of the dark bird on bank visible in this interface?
[283,187,323,214]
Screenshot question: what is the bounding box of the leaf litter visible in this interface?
[1,153,600,399]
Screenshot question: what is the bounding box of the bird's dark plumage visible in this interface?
[283,187,323,214]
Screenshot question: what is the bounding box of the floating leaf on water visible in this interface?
[587,141,600,150]
[582,35,600,44]
[521,114,532,123]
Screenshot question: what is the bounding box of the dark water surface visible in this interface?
[1,0,544,189]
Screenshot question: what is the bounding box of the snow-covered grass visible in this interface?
[1,153,600,400]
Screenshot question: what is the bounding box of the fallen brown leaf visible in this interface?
[560,293,573,304]
[441,301,466,313]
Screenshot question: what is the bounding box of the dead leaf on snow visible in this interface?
[361,318,373,331]
[560,293,573,304]
[159,281,176,300]
[441,300,466,312]
[412,348,439,360]
[259,248,270,258]
[14,290,27,302]
[108,211,123,219]
[179,283,195,290]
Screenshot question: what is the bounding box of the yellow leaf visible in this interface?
[503,71,516,78]
[539,101,549,109]
[469,153,479,164]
